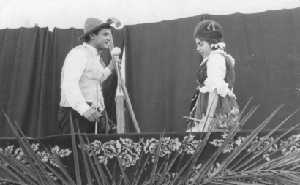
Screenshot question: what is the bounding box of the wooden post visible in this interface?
[116,87,125,133]
[116,48,126,133]
[113,46,140,133]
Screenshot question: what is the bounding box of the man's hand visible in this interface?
[82,108,102,122]
[107,58,116,71]
[108,47,122,71]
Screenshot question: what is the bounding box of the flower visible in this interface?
[3,145,14,154]
[279,134,300,155]
[168,138,181,152]
[31,143,40,151]
[111,47,121,56]
[211,42,226,49]
[144,138,159,154]
[119,153,135,167]
[98,155,108,165]
[51,145,72,157]
[14,147,24,160]
[183,139,202,155]
[37,151,50,163]
[102,140,122,158]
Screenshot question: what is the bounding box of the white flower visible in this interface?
[263,154,271,161]
[183,135,195,142]
[4,145,14,154]
[210,42,226,49]
[98,155,108,165]
[51,145,60,154]
[184,140,202,155]
[235,137,245,146]
[102,140,121,158]
[37,151,49,162]
[169,138,181,152]
[210,139,224,147]
[111,47,121,56]
[31,143,40,151]
[14,148,24,160]
[144,138,159,154]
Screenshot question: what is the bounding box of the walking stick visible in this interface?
[108,18,141,133]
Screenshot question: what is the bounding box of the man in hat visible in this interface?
[58,18,120,134]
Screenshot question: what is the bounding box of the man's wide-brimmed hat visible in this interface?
[79,18,111,40]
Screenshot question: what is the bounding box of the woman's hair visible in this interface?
[193,20,224,44]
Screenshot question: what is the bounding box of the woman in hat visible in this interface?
[187,20,239,132]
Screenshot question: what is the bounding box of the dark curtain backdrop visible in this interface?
[0,8,300,137]
[125,8,300,132]
[0,28,123,137]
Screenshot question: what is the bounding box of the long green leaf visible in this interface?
[92,152,107,185]
[238,97,254,120]
[0,165,24,183]
[249,149,300,171]
[104,164,114,184]
[47,154,77,185]
[148,133,164,184]
[69,114,82,185]
[195,105,260,184]
[40,152,76,185]
[82,135,102,185]
[0,177,27,185]
[234,111,300,171]
[208,105,283,180]
[3,113,55,185]
[77,134,92,185]
[0,152,39,184]
[173,132,211,184]
[132,155,150,185]
[117,157,130,185]
[229,109,300,171]
[244,124,300,172]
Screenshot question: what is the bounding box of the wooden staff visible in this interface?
[108,18,141,133]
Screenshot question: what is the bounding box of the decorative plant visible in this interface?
[0,100,300,185]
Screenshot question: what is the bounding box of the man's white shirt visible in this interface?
[60,43,112,115]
